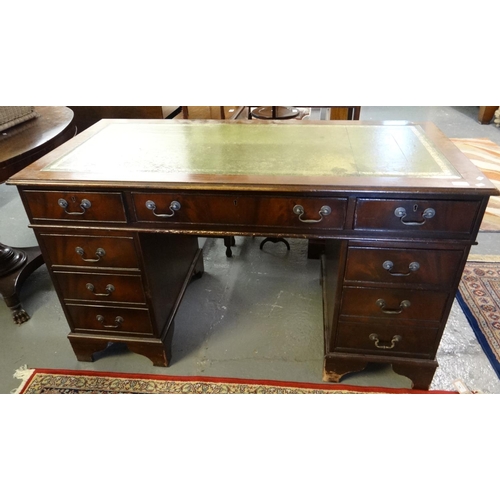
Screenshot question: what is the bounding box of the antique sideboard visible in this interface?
[8,119,499,389]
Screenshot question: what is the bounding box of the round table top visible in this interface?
[251,106,300,120]
[0,106,75,183]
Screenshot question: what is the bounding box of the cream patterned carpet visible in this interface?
[451,138,500,231]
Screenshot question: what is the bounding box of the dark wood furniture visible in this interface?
[68,106,182,134]
[0,106,76,323]
[8,119,498,389]
[330,106,361,120]
[478,106,498,124]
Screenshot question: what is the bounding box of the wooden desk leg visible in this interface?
[391,359,438,391]
[68,334,171,367]
[0,244,44,324]
[324,354,438,391]
[478,106,498,124]
[323,355,369,383]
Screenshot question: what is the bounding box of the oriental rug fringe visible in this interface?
[13,368,452,394]
[457,261,500,379]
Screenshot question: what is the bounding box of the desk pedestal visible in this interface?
[32,227,204,367]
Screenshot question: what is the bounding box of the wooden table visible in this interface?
[8,119,499,388]
[0,106,75,323]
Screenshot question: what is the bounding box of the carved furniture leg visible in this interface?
[324,353,438,390]
[67,335,110,362]
[223,236,236,257]
[126,337,171,367]
[68,334,173,367]
[323,355,369,382]
[0,244,44,324]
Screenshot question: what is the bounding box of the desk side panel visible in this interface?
[138,233,201,338]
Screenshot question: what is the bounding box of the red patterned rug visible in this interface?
[457,260,500,378]
[14,368,453,394]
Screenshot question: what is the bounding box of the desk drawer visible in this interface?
[345,247,463,287]
[66,304,154,336]
[340,287,449,322]
[132,192,347,230]
[354,198,480,234]
[24,190,127,223]
[53,271,146,304]
[334,321,439,357]
[39,234,140,269]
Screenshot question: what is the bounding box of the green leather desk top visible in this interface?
[41,121,459,178]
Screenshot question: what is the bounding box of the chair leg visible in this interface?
[223,236,236,257]
[260,237,291,251]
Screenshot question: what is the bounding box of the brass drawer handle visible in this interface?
[369,334,402,350]
[376,298,411,314]
[86,283,115,297]
[382,260,420,276]
[293,204,332,223]
[58,198,91,215]
[75,247,106,262]
[394,207,435,226]
[96,315,123,329]
[145,200,181,218]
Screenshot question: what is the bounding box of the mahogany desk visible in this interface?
[8,120,499,389]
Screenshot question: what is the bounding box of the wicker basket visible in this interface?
[0,106,38,132]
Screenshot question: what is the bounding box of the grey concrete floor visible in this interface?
[1,106,500,394]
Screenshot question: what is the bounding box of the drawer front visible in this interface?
[132,192,347,230]
[354,198,480,234]
[66,304,154,336]
[53,271,146,304]
[345,247,464,287]
[24,190,127,222]
[39,234,140,269]
[340,287,449,322]
[334,321,439,357]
